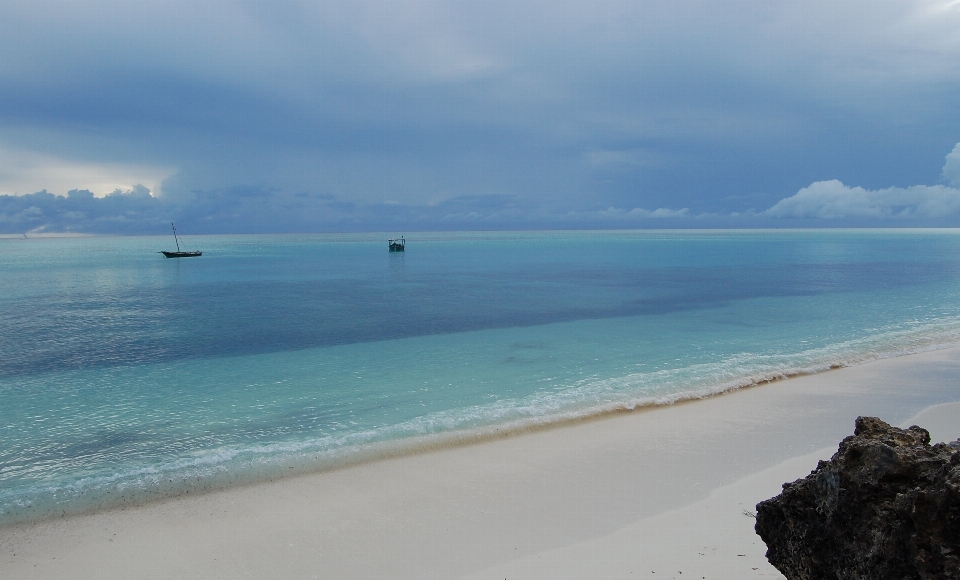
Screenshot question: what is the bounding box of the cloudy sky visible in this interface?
[1,0,960,233]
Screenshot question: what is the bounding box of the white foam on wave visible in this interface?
[5,316,960,526]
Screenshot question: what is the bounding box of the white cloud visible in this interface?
[597,206,689,219]
[942,142,960,186]
[765,141,960,220]
[0,147,175,197]
[765,180,960,219]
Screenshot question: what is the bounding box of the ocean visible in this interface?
[3,229,960,524]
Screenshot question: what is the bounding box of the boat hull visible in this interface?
[160,251,202,258]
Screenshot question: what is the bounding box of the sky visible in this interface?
[1,0,960,234]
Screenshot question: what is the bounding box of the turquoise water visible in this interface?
[3,229,960,523]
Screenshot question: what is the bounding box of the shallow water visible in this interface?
[3,229,960,523]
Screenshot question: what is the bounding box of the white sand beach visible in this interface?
[2,347,959,579]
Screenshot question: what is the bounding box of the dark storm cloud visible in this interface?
[1,0,960,232]
[0,187,164,234]
[0,186,702,234]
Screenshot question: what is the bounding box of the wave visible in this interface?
[5,316,960,526]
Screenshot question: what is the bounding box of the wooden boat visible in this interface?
[388,236,405,252]
[159,223,202,258]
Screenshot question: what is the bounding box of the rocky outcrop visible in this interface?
[755,416,960,580]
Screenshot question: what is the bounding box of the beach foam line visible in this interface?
[5,320,960,527]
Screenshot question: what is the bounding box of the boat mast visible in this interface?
[171,223,181,252]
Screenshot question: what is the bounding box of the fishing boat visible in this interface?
[388,236,405,252]
[159,223,202,258]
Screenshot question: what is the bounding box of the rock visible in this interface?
[755,416,960,580]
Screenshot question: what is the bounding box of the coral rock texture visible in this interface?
[755,416,960,580]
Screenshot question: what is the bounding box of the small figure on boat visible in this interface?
[388,236,405,252]
[159,223,202,258]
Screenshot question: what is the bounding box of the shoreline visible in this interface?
[3,346,960,578]
[5,340,959,529]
